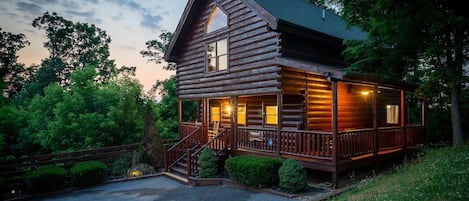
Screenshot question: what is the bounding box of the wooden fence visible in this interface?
[0,143,139,198]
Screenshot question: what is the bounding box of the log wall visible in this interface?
[175,0,282,99]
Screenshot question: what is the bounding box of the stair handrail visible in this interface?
[164,126,202,172]
[187,128,228,177]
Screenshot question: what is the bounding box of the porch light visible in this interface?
[361,91,370,96]
[226,105,231,115]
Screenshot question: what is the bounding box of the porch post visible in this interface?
[373,85,378,156]
[331,80,338,187]
[178,99,182,137]
[401,90,407,148]
[230,96,238,150]
[277,93,283,156]
[203,98,209,144]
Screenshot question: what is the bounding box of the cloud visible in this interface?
[30,0,58,4]
[107,0,163,31]
[16,2,43,16]
[140,14,162,30]
[65,9,102,24]
[110,11,125,21]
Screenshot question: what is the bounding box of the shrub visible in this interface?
[71,161,107,187]
[225,155,282,187]
[198,147,217,178]
[25,165,67,193]
[111,153,132,177]
[278,159,307,192]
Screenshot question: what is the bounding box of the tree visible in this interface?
[338,0,469,146]
[141,30,176,70]
[0,28,30,98]
[32,12,116,85]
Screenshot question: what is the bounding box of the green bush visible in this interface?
[25,165,67,193]
[111,153,132,176]
[71,161,107,187]
[198,147,217,178]
[225,155,282,187]
[278,159,307,192]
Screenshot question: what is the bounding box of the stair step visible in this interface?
[163,172,188,184]
[176,161,188,168]
[170,166,187,176]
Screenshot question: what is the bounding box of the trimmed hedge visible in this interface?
[198,147,217,178]
[225,155,282,187]
[71,161,107,187]
[25,165,67,193]
[278,159,307,192]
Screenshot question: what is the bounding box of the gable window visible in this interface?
[207,39,228,72]
[386,105,399,124]
[238,104,246,125]
[206,6,227,33]
[265,105,278,125]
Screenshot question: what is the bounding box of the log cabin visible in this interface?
[163,0,426,186]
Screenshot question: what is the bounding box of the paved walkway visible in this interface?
[39,176,295,201]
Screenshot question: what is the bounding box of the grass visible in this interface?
[330,144,469,201]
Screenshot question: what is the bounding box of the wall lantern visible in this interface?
[361,91,370,96]
[225,105,231,115]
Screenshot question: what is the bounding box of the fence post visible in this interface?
[164,144,168,172]
[187,149,192,177]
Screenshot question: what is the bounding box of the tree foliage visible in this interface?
[141,30,176,70]
[32,12,116,86]
[338,0,469,145]
[0,28,30,98]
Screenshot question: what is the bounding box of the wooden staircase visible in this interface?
[164,127,229,180]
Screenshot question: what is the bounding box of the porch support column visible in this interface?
[203,98,209,144]
[178,99,182,137]
[230,96,238,150]
[401,90,407,148]
[331,80,338,188]
[373,85,378,156]
[277,93,283,156]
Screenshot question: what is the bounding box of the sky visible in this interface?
[0,0,187,92]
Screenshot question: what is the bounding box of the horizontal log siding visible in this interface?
[337,82,373,129]
[176,0,282,99]
[282,68,332,131]
[281,31,347,67]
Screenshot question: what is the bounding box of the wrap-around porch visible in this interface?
[165,78,426,186]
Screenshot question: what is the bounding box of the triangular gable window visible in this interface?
[206,6,227,33]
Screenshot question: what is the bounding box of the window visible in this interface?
[211,106,221,122]
[238,105,246,125]
[386,105,399,124]
[265,105,278,125]
[206,6,227,33]
[207,39,228,72]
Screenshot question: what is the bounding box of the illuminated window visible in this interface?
[206,6,227,33]
[211,106,220,122]
[265,105,278,125]
[386,105,399,124]
[238,105,246,125]
[207,39,228,72]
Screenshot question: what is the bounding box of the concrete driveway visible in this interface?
[39,176,295,201]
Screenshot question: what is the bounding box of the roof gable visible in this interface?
[253,0,367,40]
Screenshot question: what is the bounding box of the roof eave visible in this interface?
[165,0,198,62]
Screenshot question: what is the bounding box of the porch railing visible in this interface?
[237,127,334,160]
[281,130,333,160]
[337,126,425,160]
[179,122,202,139]
[187,128,229,177]
[164,126,202,172]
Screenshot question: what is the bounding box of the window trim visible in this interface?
[237,104,247,126]
[263,103,278,127]
[205,4,229,35]
[205,38,229,73]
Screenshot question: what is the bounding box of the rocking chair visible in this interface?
[208,121,219,140]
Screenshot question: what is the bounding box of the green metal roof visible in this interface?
[254,0,367,40]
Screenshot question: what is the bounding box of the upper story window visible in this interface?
[207,39,228,72]
[206,6,227,34]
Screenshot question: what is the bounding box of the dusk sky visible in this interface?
[0,0,187,92]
